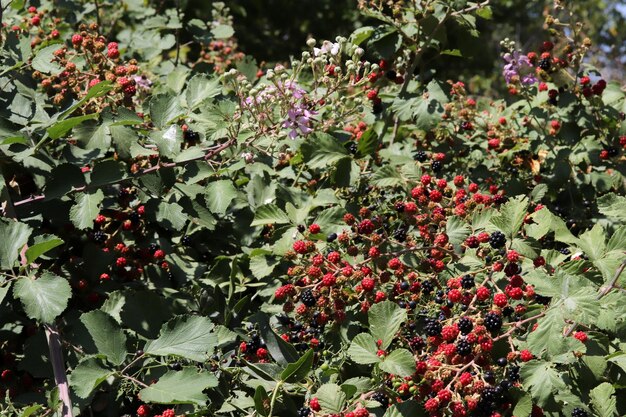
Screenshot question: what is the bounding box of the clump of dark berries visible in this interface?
[484,312,503,332]
[489,231,506,248]
[300,289,317,307]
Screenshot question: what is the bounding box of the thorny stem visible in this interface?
[44,324,74,417]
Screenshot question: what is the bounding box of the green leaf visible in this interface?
[249,255,277,279]
[251,204,291,226]
[80,310,127,366]
[384,400,424,417]
[144,315,216,361]
[138,368,218,405]
[90,160,126,188]
[368,300,407,350]
[257,322,298,366]
[47,114,99,140]
[0,221,32,269]
[560,288,600,326]
[31,44,64,74]
[280,349,314,382]
[254,385,270,416]
[150,125,183,158]
[526,307,568,358]
[490,195,528,238]
[301,133,349,169]
[205,180,238,215]
[350,26,375,45]
[69,190,105,230]
[475,6,493,19]
[69,358,112,398]
[212,24,234,39]
[379,349,415,377]
[590,382,617,417]
[520,360,567,406]
[347,333,381,364]
[0,282,12,306]
[59,82,114,119]
[315,384,346,414]
[185,74,221,109]
[597,193,626,221]
[25,236,63,264]
[149,94,184,129]
[576,223,606,261]
[512,393,533,417]
[19,405,43,417]
[446,216,471,246]
[154,201,186,231]
[13,273,71,323]
[356,129,378,157]
[371,165,404,187]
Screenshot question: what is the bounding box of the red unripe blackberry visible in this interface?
[137,405,150,417]
[476,286,491,301]
[520,349,533,361]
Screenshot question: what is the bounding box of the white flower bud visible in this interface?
[306,38,316,47]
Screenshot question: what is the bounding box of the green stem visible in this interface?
[268,380,283,417]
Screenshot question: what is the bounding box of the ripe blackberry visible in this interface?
[421,280,434,294]
[128,212,140,223]
[559,247,571,255]
[424,319,442,336]
[457,317,473,334]
[393,226,408,242]
[497,357,507,367]
[327,233,337,242]
[181,236,192,246]
[461,274,475,289]
[409,336,424,349]
[571,408,588,417]
[394,202,405,212]
[297,407,311,417]
[300,289,317,307]
[539,58,551,71]
[148,243,160,252]
[507,365,520,381]
[93,231,107,243]
[456,340,472,356]
[432,160,443,173]
[493,194,508,205]
[607,146,619,157]
[346,142,358,154]
[183,130,200,142]
[489,231,506,249]
[372,392,389,408]
[484,312,503,332]
[414,150,428,162]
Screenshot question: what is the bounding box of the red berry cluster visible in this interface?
[267,172,582,416]
[32,23,143,113]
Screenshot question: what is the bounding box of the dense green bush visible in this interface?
[0,1,625,417]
